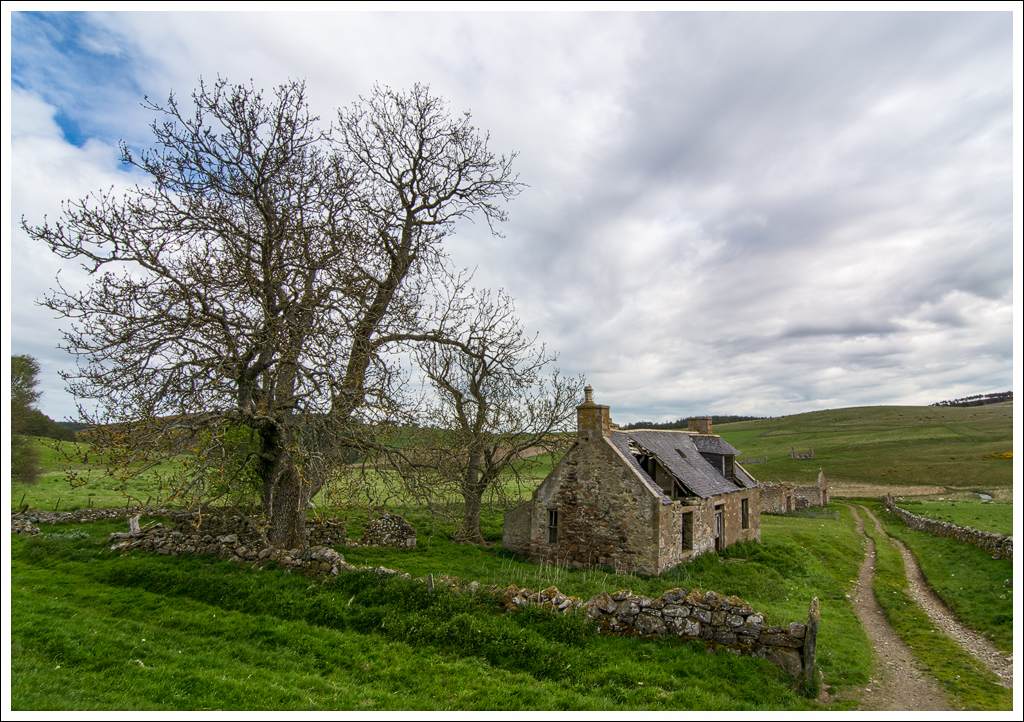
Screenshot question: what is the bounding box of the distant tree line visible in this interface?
[931,391,1012,408]
[620,415,764,431]
[18,408,78,442]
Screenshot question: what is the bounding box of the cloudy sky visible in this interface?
[4,8,1019,425]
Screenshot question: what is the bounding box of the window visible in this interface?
[547,509,558,544]
[681,512,693,551]
[741,498,749,529]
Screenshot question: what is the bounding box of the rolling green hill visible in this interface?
[715,405,1013,498]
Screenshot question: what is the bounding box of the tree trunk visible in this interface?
[257,425,309,551]
[457,488,486,544]
[455,450,488,544]
[266,463,309,550]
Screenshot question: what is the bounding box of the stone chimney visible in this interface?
[577,385,611,440]
[687,416,713,435]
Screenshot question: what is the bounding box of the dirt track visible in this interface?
[843,503,947,710]
[859,505,1013,689]
[833,503,1014,710]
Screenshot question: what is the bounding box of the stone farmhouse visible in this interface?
[503,387,760,575]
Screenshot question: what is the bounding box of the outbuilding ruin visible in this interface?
[503,386,760,575]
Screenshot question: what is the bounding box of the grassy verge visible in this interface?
[863,500,1013,653]
[886,497,1012,536]
[856,505,1011,711]
[11,525,846,711]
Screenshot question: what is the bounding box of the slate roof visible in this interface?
[690,434,741,456]
[609,429,743,500]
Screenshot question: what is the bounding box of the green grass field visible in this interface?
[887,498,1012,536]
[11,511,868,711]
[715,405,1013,496]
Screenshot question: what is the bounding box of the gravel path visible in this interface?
[858,504,1013,689]
[843,503,947,710]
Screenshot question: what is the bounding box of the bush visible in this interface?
[11,434,41,484]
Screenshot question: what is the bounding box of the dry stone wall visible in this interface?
[360,513,417,548]
[884,495,1013,561]
[482,583,815,679]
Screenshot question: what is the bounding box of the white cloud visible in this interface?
[6,10,1015,424]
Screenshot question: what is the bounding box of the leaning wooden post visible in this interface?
[804,596,820,682]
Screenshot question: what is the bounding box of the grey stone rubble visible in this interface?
[884,495,1013,561]
[11,507,815,679]
[11,518,41,536]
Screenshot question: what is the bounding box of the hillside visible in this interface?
[715,405,1013,499]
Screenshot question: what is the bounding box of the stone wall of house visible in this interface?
[523,439,666,574]
[883,496,1013,561]
[502,501,533,556]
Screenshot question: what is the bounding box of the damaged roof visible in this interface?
[610,429,746,499]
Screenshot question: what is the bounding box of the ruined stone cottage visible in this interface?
[759,470,830,515]
[503,387,760,575]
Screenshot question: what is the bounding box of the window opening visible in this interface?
[547,509,558,544]
[681,512,693,551]
[741,498,749,529]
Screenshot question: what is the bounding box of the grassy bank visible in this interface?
[855,504,1011,710]
[11,520,858,711]
[863,500,1013,653]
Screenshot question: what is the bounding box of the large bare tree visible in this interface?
[23,78,521,549]
[405,289,584,543]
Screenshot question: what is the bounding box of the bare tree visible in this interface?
[406,288,584,544]
[23,78,521,549]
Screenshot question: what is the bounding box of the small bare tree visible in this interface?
[406,289,584,544]
[23,78,521,549]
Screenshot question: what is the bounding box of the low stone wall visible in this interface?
[10,507,409,552]
[488,584,814,678]
[884,495,1013,561]
[360,513,416,548]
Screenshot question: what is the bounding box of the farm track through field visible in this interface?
[843,503,946,711]
[858,505,1013,689]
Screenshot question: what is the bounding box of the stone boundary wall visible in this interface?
[490,584,817,679]
[11,508,817,680]
[10,507,412,552]
[883,495,1013,561]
